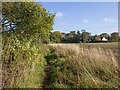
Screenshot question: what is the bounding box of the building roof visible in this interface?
[102,37,107,41]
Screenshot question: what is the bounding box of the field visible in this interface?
[2,2,119,89]
[2,40,119,88]
[49,42,119,60]
[47,42,119,88]
[49,42,118,50]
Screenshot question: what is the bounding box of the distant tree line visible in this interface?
[49,30,119,43]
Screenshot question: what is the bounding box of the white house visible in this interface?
[102,37,107,41]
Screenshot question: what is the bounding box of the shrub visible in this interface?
[2,35,49,88]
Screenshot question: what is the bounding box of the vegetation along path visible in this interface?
[42,57,51,89]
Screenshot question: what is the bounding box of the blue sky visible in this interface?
[38,2,118,35]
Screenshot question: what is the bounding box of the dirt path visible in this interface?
[42,63,51,89]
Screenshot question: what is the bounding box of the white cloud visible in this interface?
[83,19,89,23]
[103,18,116,22]
[56,12,63,17]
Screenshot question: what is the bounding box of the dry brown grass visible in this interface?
[49,43,119,88]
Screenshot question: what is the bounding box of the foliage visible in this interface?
[2,2,55,42]
[2,2,54,88]
[50,31,64,43]
[49,31,119,43]
[81,32,90,43]
[1,2,119,88]
[110,32,119,42]
[2,35,49,88]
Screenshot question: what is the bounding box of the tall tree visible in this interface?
[81,31,90,43]
[75,31,81,42]
[111,32,119,42]
[63,31,76,43]
[2,2,55,42]
[50,31,65,43]
[69,31,76,38]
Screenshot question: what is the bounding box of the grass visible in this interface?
[2,39,119,88]
[2,35,49,88]
[48,42,119,88]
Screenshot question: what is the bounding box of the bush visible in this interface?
[2,34,49,88]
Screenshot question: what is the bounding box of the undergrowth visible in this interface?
[2,34,49,88]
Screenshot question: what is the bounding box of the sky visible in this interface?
[38,2,118,35]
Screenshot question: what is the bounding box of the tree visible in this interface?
[111,32,119,42]
[89,35,95,42]
[60,33,65,42]
[100,33,109,40]
[2,2,55,42]
[69,31,76,38]
[50,31,65,43]
[65,31,76,43]
[76,31,81,42]
[2,2,55,87]
[81,31,90,43]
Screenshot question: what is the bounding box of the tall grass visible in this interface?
[2,34,49,88]
[49,44,119,88]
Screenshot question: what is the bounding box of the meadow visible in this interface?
[47,42,119,88]
[2,38,119,88]
[2,2,119,89]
